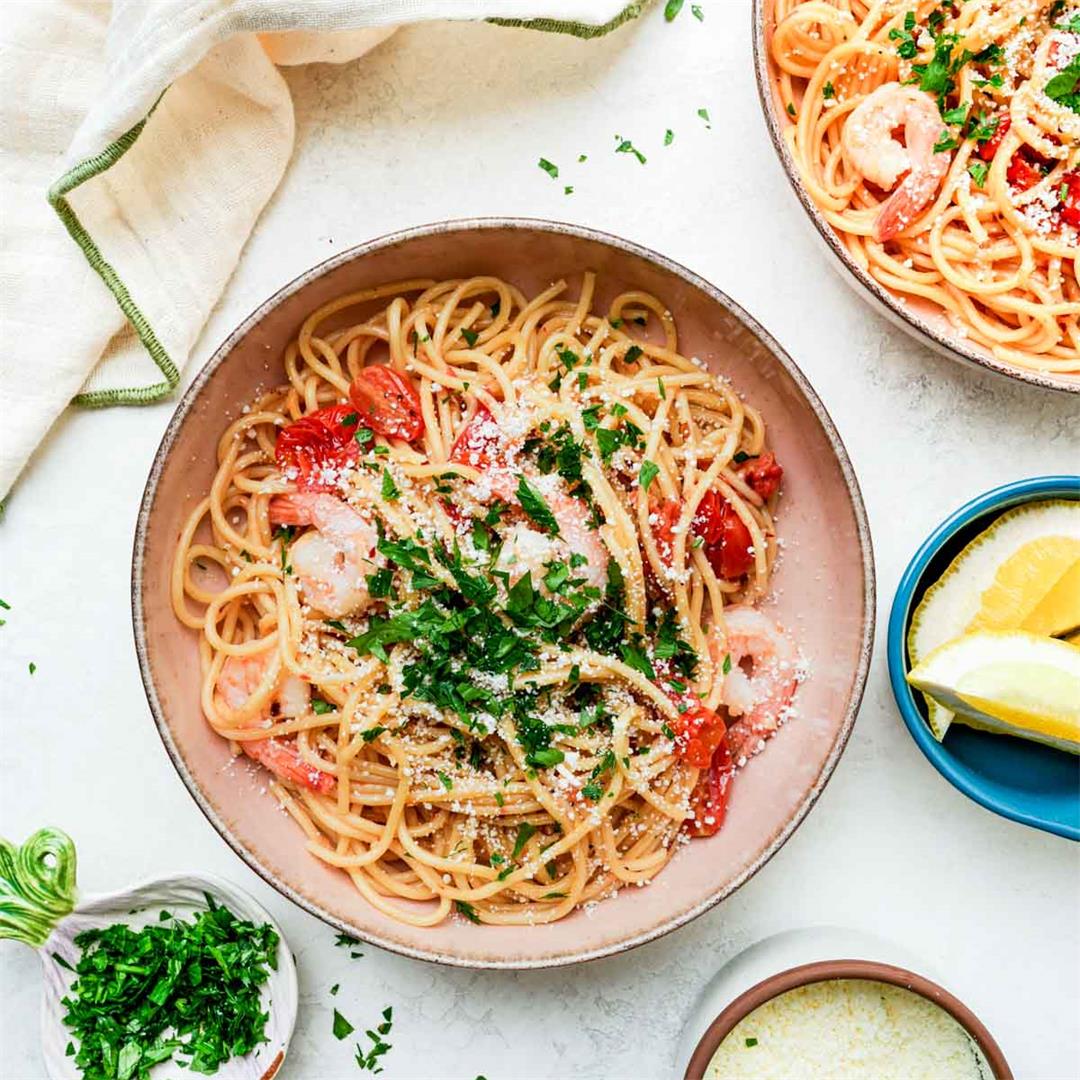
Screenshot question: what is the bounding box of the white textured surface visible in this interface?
[1,8,1078,1080]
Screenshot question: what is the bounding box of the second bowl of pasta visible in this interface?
[754,0,1079,392]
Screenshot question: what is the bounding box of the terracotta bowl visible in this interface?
[752,0,1080,395]
[684,959,1012,1079]
[133,218,875,969]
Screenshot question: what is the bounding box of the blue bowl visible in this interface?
[887,475,1080,841]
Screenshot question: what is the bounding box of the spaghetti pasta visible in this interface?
[770,0,1079,373]
[172,274,800,927]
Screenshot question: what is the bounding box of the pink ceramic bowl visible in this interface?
[133,219,875,969]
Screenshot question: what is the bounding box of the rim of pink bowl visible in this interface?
[132,217,876,969]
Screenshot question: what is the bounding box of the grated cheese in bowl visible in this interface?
[706,979,991,1079]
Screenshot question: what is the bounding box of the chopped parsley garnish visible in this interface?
[512,822,537,859]
[438,771,454,791]
[1045,55,1080,114]
[664,128,675,145]
[889,11,918,60]
[515,476,560,535]
[932,130,959,153]
[697,107,711,126]
[312,698,335,715]
[538,157,559,179]
[664,0,684,21]
[786,102,796,117]
[28,662,36,675]
[461,327,479,347]
[967,160,989,188]
[380,468,400,501]
[455,900,481,923]
[564,185,574,195]
[692,4,704,20]
[639,459,660,492]
[59,896,278,1078]
[822,81,835,100]
[745,1036,759,1048]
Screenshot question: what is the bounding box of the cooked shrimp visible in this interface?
[712,606,799,762]
[842,82,952,243]
[217,651,335,794]
[452,403,610,588]
[270,492,381,617]
[494,509,609,593]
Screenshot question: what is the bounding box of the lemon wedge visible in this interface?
[1020,558,1080,638]
[907,630,1080,754]
[908,499,1080,739]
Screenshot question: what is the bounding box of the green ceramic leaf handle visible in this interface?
[0,827,77,946]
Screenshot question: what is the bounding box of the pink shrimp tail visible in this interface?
[269,493,316,527]
[243,737,336,794]
[873,160,949,242]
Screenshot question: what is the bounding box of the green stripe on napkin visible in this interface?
[46,6,648,410]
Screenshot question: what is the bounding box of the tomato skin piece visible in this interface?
[673,705,727,769]
[686,741,735,837]
[348,366,424,442]
[977,114,1010,162]
[738,451,783,500]
[450,402,501,470]
[651,498,683,563]
[1061,173,1080,230]
[1007,150,1044,192]
[275,404,361,492]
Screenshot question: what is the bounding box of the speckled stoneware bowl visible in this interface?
[752,1,1080,395]
[133,218,875,969]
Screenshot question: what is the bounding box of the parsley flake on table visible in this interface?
[664,128,674,145]
[333,1009,355,1040]
[664,0,685,20]
[537,157,559,179]
[354,1006,394,1072]
[692,4,704,20]
[615,136,647,164]
[697,107,711,127]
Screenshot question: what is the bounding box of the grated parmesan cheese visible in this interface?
[705,979,990,1080]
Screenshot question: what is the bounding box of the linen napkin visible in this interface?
[0,0,646,500]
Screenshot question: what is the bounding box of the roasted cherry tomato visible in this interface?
[1060,173,1080,230]
[693,489,756,581]
[977,114,1010,162]
[738,451,783,500]
[673,704,727,769]
[450,402,502,470]
[348,366,424,442]
[275,404,361,492]
[1007,149,1045,192]
[685,741,735,837]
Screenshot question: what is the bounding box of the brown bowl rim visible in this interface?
[132,216,876,969]
[684,958,1013,1079]
[749,2,1079,396]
